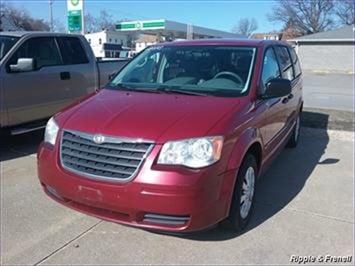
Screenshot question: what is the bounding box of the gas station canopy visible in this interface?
[115,19,244,39]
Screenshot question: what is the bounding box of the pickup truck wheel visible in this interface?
[286,112,301,148]
[222,153,257,231]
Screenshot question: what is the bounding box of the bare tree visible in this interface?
[96,10,115,31]
[84,11,115,33]
[0,2,5,31]
[268,0,335,35]
[51,18,66,33]
[335,0,355,25]
[84,13,97,33]
[232,18,258,37]
[0,2,49,31]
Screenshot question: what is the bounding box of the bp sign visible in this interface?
[116,20,166,31]
[71,0,79,6]
[67,0,83,33]
[67,0,83,10]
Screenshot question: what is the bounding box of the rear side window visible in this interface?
[274,46,294,80]
[261,48,281,89]
[289,47,302,78]
[57,37,89,64]
[8,37,61,70]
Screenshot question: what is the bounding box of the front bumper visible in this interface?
[37,142,236,232]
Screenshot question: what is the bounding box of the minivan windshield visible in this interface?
[0,36,20,60]
[108,45,257,97]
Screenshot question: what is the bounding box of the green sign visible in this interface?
[68,10,82,32]
[116,20,165,31]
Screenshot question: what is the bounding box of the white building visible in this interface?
[85,30,129,59]
[135,34,158,52]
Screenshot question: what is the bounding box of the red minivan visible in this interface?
[38,39,303,232]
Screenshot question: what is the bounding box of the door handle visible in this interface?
[288,93,294,99]
[282,97,289,104]
[60,72,71,80]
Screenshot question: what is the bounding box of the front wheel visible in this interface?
[286,112,301,148]
[222,153,257,231]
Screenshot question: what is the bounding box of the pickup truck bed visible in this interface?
[97,59,128,88]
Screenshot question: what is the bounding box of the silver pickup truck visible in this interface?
[0,32,128,134]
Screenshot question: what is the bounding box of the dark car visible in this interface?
[38,39,303,232]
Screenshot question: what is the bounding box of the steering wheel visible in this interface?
[213,71,244,85]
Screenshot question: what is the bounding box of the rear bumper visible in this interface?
[37,142,237,232]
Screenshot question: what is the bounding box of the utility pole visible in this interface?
[49,0,54,32]
[187,24,193,40]
[81,0,85,35]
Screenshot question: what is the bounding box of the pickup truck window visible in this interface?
[274,46,294,81]
[109,45,257,97]
[0,36,19,60]
[8,37,61,70]
[56,37,89,65]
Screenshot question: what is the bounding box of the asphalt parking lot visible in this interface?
[1,126,354,265]
[302,71,354,111]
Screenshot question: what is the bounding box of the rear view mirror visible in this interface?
[262,78,291,99]
[9,58,35,73]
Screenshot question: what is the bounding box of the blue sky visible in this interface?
[7,0,281,33]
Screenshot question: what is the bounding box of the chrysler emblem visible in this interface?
[93,134,105,144]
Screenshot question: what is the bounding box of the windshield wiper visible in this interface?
[113,83,158,93]
[157,86,208,96]
[111,83,208,96]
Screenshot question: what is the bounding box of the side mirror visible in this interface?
[108,72,117,81]
[262,78,292,99]
[9,58,35,73]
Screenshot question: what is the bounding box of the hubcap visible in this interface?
[295,116,300,141]
[240,166,256,219]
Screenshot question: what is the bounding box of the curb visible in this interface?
[308,70,354,75]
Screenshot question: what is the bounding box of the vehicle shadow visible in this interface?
[163,111,337,241]
[0,129,44,162]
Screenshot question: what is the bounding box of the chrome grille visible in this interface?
[60,130,153,181]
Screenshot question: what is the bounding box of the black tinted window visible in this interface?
[8,37,61,69]
[0,36,19,60]
[57,37,89,64]
[289,47,302,78]
[261,48,281,89]
[275,46,294,80]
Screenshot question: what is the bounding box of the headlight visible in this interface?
[157,136,224,168]
[44,117,59,146]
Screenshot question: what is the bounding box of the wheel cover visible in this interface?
[240,166,256,219]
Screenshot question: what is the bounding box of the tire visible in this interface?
[286,112,301,148]
[222,153,257,231]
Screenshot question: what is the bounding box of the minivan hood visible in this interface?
[61,89,245,143]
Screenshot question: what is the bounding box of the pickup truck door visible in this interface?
[2,36,74,126]
[55,36,97,100]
